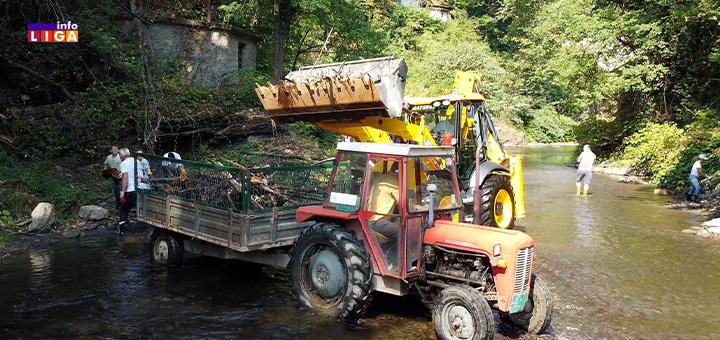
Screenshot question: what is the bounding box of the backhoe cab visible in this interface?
[290,143,552,339]
[256,57,524,229]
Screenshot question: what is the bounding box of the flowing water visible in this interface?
[1,146,718,340]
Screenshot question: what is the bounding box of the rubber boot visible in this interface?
[693,195,699,203]
[685,192,692,201]
[576,185,581,196]
[583,188,588,196]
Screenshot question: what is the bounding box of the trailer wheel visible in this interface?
[475,175,515,229]
[505,275,553,335]
[288,222,372,321]
[150,231,184,267]
[433,285,494,340]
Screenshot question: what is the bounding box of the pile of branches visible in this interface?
[148,157,325,212]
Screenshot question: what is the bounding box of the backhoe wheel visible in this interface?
[478,175,515,229]
[150,230,184,267]
[433,285,494,340]
[505,275,553,335]
[288,222,372,321]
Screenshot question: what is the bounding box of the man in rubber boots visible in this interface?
[576,144,596,196]
[687,154,708,202]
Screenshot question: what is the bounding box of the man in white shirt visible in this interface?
[686,154,707,202]
[576,144,596,196]
[118,148,136,234]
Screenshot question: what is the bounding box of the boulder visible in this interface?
[29,203,55,232]
[62,229,80,238]
[706,226,720,235]
[654,188,675,196]
[701,218,720,228]
[696,229,712,239]
[78,205,109,221]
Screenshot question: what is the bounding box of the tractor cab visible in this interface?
[320,142,462,279]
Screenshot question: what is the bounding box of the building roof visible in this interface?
[336,142,455,157]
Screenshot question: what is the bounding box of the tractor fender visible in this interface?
[464,161,510,199]
[295,205,358,223]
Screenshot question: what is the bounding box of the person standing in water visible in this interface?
[576,144,596,196]
[686,154,708,202]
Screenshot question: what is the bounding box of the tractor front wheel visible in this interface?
[433,285,494,340]
[505,275,553,335]
[288,222,372,321]
[476,175,515,229]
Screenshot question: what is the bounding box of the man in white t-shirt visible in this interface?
[686,154,708,202]
[118,148,136,234]
[576,144,596,196]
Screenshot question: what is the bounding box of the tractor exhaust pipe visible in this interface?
[427,184,437,227]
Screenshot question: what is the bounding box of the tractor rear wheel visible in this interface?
[150,230,184,267]
[477,175,515,229]
[505,275,553,335]
[288,222,372,321]
[433,285,494,340]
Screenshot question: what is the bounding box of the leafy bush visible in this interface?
[612,111,720,190]
[288,122,338,150]
[0,155,97,219]
[617,122,687,182]
[524,105,577,143]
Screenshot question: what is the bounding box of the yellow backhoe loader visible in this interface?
[255,56,524,229]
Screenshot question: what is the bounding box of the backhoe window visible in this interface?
[325,152,367,211]
[407,157,462,213]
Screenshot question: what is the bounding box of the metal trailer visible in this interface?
[133,152,337,267]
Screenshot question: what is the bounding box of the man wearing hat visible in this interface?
[687,154,708,201]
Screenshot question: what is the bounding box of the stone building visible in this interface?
[142,18,260,88]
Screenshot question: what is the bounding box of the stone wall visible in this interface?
[143,19,258,88]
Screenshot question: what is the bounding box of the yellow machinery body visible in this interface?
[255,59,525,223]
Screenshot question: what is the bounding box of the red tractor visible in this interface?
[288,142,552,339]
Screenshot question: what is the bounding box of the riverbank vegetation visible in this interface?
[1,0,719,238]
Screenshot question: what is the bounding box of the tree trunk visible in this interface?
[205,0,213,22]
[273,0,284,82]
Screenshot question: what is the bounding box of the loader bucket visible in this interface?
[255,57,407,124]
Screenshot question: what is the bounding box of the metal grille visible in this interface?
[513,247,534,294]
[134,153,331,213]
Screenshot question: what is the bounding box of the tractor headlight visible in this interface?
[432,101,441,107]
[497,259,507,269]
[442,99,451,106]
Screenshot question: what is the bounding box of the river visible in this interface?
[0,146,717,340]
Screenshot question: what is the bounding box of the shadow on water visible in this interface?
[0,146,718,340]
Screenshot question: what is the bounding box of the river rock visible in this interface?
[701,218,720,228]
[706,227,720,235]
[654,188,675,196]
[681,229,696,235]
[696,229,712,239]
[78,205,109,221]
[62,229,80,238]
[29,203,55,232]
